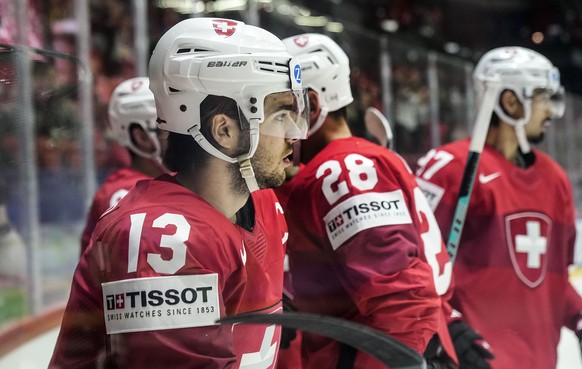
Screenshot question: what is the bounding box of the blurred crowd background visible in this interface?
[1,0,582,329]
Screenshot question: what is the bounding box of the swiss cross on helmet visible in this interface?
[108,77,161,161]
[212,19,238,37]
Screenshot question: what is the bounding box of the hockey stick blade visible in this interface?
[365,106,394,149]
[446,77,501,263]
[218,311,425,369]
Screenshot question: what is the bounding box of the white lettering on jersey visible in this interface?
[416,149,454,180]
[128,213,189,274]
[283,254,290,272]
[100,189,130,219]
[323,191,412,250]
[240,324,278,369]
[415,178,445,211]
[413,187,452,295]
[109,188,129,208]
[317,154,379,206]
[275,202,284,214]
[102,274,220,334]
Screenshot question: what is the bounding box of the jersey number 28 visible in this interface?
[317,153,452,295]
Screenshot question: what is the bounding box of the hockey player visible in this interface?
[278,33,456,369]
[79,77,168,255]
[49,17,308,369]
[415,46,582,369]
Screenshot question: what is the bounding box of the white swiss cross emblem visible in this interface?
[131,80,143,91]
[505,212,551,288]
[115,294,125,309]
[293,36,309,47]
[212,19,238,37]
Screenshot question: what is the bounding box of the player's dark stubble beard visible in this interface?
[228,130,287,196]
[252,135,288,189]
[528,131,545,144]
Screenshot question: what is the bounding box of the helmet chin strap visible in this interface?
[131,137,163,163]
[238,157,260,193]
[188,120,262,193]
[308,101,329,136]
[515,124,531,154]
[493,95,533,154]
[238,121,261,193]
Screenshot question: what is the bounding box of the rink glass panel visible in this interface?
[0,45,92,327]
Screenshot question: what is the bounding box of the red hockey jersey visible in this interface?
[50,175,286,369]
[416,138,582,369]
[282,137,453,369]
[80,167,151,255]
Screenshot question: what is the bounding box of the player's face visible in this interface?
[525,89,553,144]
[252,92,298,189]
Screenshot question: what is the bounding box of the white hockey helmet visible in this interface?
[148,17,308,168]
[282,33,353,135]
[473,47,564,152]
[108,77,161,161]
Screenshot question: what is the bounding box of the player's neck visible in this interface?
[175,164,248,222]
[486,123,520,165]
[131,157,167,178]
[303,117,352,163]
[328,118,352,140]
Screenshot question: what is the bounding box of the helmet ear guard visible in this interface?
[108,77,161,161]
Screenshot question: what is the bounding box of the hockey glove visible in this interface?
[423,334,457,369]
[448,320,494,369]
[426,359,458,369]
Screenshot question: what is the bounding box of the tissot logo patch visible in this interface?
[505,212,551,288]
[323,191,412,250]
[102,274,220,334]
[415,178,444,211]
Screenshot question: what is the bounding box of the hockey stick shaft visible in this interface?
[218,312,425,369]
[365,107,394,149]
[447,78,501,263]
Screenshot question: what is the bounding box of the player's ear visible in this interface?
[307,89,321,124]
[500,89,523,119]
[211,113,239,150]
[130,125,156,153]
